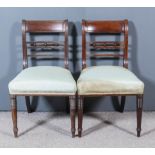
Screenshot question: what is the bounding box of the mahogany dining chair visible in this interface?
[8,20,77,138]
[77,19,144,137]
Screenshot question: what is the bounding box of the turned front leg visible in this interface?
[78,96,83,137]
[69,96,76,138]
[10,95,18,137]
[136,94,143,137]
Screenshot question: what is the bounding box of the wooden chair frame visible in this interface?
[78,19,143,137]
[10,20,76,138]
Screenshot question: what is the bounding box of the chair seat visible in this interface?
[77,66,144,95]
[9,66,77,95]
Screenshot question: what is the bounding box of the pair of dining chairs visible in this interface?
[8,19,144,138]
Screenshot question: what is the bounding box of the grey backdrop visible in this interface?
[0,7,155,112]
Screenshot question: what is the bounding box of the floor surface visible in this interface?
[0,112,154,148]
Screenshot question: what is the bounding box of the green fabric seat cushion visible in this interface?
[9,66,77,95]
[77,66,144,95]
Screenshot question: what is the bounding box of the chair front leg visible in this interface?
[136,94,143,137]
[78,96,83,137]
[25,96,32,113]
[69,96,76,138]
[10,95,18,137]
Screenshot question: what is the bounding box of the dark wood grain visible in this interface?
[84,20,125,33]
[24,20,66,33]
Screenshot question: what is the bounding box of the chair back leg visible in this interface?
[25,96,32,113]
[120,96,126,113]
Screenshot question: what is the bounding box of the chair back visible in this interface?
[82,19,128,69]
[22,20,68,69]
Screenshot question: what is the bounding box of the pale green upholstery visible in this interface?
[9,66,77,95]
[77,66,144,95]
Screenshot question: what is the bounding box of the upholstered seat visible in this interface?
[77,66,144,95]
[9,66,77,95]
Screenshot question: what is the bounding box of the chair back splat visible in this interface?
[22,20,69,69]
[82,19,128,69]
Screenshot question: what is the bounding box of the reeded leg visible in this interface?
[120,96,126,113]
[136,94,143,137]
[10,95,18,138]
[25,96,32,113]
[69,96,76,138]
[78,96,83,137]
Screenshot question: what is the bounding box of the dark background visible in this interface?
[0,8,154,112]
